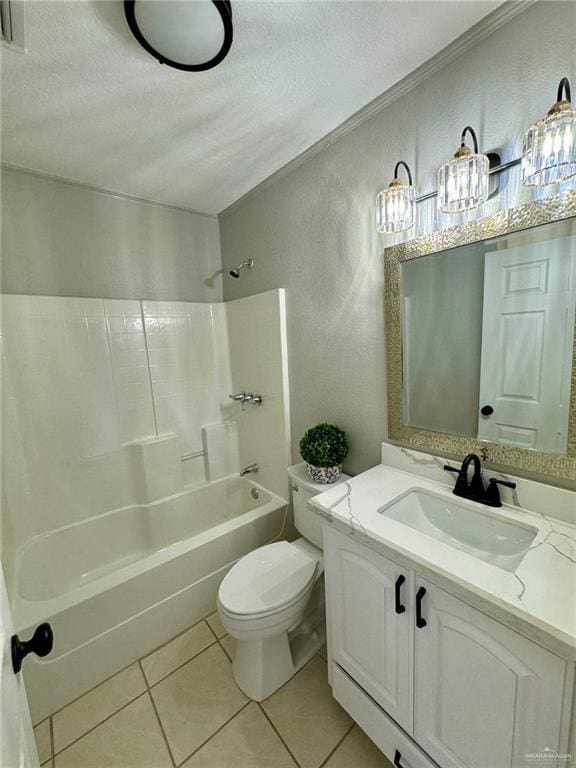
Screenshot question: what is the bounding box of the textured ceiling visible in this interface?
[2,0,500,214]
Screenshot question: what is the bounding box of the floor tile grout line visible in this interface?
[145,637,219,689]
[317,722,356,768]
[208,620,233,662]
[258,703,301,768]
[259,652,320,704]
[143,662,178,768]
[42,614,216,722]
[49,619,220,761]
[217,636,232,662]
[51,690,148,758]
[174,700,252,768]
[49,716,55,766]
[205,619,226,644]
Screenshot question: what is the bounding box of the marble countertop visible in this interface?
[310,464,576,652]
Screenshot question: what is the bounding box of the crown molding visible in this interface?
[219,0,536,219]
[0,163,218,219]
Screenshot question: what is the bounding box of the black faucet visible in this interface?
[444,453,516,507]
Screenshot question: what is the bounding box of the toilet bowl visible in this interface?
[217,463,350,701]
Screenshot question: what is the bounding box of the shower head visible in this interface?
[229,258,253,279]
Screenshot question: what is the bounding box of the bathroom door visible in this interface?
[0,566,39,768]
[478,237,575,452]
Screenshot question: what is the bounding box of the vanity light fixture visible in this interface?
[437,126,489,214]
[522,77,576,186]
[376,161,416,233]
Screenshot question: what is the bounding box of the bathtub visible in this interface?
[14,476,287,723]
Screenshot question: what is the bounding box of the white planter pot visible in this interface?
[306,464,342,484]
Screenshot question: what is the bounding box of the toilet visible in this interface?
[217,462,350,701]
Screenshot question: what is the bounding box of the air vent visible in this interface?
[1,0,26,51]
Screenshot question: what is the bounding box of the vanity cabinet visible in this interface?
[414,578,567,768]
[325,528,411,730]
[325,526,572,768]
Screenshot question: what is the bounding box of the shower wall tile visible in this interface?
[104,299,156,444]
[142,301,223,456]
[1,296,151,571]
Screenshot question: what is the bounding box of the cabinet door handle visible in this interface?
[393,749,405,767]
[394,575,406,614]
[415,586,427,628]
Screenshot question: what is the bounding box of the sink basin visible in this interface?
[378,489,537,571]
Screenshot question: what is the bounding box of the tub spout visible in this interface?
[240,464,259,477]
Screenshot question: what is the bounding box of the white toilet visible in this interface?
[217,462,350,701]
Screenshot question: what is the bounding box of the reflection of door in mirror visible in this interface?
[478,235,575,452]
[400,216,576,455]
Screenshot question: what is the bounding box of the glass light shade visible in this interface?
[522,102,576,186]
[125,0,233,72]
[437,148,489,214]
[376,181,416,233]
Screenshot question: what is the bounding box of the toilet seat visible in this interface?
[218,541,318,618]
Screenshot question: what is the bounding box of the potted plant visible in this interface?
[299,423,349,484]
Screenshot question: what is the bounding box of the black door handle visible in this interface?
[393,749,405,767]
[12,623,53,673]
[416,587,427,629]
[394,575,406,614]
[480,405,494,416]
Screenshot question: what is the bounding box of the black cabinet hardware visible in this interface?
[480,405,494,416]
[12,623,53,673]
[416,587,427,629]
[395,575,406,614]
[393,749,405,767]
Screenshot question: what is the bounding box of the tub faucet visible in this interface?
[240,464,259,477]
[229,393,263,411]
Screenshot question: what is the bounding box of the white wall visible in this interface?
[219,1,576,486]
[1,169,223,302]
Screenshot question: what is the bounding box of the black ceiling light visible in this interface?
[124,1,233,72]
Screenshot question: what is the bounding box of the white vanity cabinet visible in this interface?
[325,526,411,730]
[324,526,573,768]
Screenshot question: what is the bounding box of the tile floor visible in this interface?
[34,611,393,768]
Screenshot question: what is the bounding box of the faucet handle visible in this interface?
[444,465,460,475]
[485,477,516,507]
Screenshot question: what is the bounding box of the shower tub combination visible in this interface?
[13,476,287,723]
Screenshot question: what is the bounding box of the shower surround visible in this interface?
[1,289,290,721]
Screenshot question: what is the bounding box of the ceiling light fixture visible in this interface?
[376,161,416,233]
[124,0,233,72]
[438,126,489,214]
[522,77,576,186]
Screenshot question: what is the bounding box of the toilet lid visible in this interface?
[219,541,318,616]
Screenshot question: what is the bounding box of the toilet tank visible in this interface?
[287,463,351,549]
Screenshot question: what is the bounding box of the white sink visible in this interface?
[378,489,537,572]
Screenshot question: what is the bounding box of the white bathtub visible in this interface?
[14,477,286,722]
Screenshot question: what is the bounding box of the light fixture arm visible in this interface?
[557,77,572,103]
[460,125,479,153]
[393,161,413,186]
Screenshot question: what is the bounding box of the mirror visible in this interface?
[384,191,576,480]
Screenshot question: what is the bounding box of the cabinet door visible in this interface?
[414,579,568,768]
[325,526,411,730]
